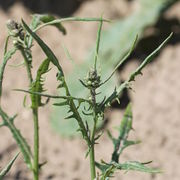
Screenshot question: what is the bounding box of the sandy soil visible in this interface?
[0,1,180,180]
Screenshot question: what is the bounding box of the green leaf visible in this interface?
[30,58,50,108]
[22,19,64,75]
[128,32,173,82]
[34,14,66,35]
[102,32,172,109]
[110,103,133,162]
[34,17,110,32]
[0,48,17,99]
[0,153,19,179]
[96,161,161,179]
[53,101,68,106]
[0,108,32,169]
[116,161,162,173]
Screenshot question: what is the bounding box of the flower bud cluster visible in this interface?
[86,69,101,89]
[6,19,25,48]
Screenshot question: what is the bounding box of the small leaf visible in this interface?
[65,114,75,120]
[0,153,19,178]
[111,103,133,162]
[36,14,66,35]
[30,58,50,108]
[53,101,68,106]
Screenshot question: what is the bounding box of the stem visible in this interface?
[32,108,39,180]
[89,89,98,180]
[21,48,40,179]
[89,143,96,180]
[20,49,33,83]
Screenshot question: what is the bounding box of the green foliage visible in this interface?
[96,104,161,179]
[0,7,174,179]
[96,161,161,180]
[0,47,17,99]
[33,14,67,35]
[0,15,109,179]
[19,17,171,179]
[52,0,177,136]
[30,58,50,108]
[0,153,19,179]
[0,108,32,169]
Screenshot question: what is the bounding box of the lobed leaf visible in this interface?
[116,161,162,173]
[110,103,134,162]
[30,58,50,108]
[96,160,161,179]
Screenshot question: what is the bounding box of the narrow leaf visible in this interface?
[94,17,103,69]
[0,108,32,169]
[30,58,50,108]
[0,48,17,99]
[117,161,162,173]
[128,33,173,82]
[35,14,66,35]
[34,17,110,31]
[53,101,68,106]
[111,103,133,162]
[22,19,64,75]
[0,153,19,178]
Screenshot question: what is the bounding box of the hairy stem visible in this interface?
[32,108,39,180]
[89,89,98,180]
[21,48,40,180]
[20,49,33,83]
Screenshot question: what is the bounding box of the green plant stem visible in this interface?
[90,118,98,180]
[89,89,98,180]
[20,49,33,83]
[32,108,39,180]
[20,48,39,180]
[89,142,96,180]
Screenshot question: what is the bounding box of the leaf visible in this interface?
[110,103,133,162]
[116,161,162,173]
[30,58,50,108]
[0,108,32,169]
[34,17,110,32]
[35,14,66,35]
[128,32,173,82]
[0,48,17,99]
[94,16,103,69]
[51,0,176,136]
[22,19,64,75]
[96,161,161,179]
[0,153,19,179]
[102,32,172,109]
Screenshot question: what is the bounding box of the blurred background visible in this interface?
[0,0,180,179]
